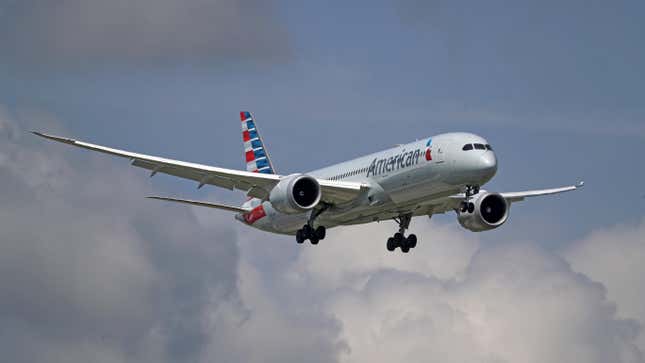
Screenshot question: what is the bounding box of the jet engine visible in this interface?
[457,192,509,232]
[269,174,322,214]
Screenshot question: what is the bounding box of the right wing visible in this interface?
[33,132,368,204]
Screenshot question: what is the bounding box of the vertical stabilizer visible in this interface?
[240,111,276,174]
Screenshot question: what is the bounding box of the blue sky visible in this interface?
[1,1,644,362]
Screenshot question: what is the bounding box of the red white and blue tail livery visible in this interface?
[241,111,275,174]
[33,112,583,254]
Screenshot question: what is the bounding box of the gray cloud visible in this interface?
[0,106,240,362]
[0,0,290,67]
[0,105,346,363]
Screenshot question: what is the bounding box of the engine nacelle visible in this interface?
[457,192,509,232]
[269,174,322,214]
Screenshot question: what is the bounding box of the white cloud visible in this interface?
[320,243,642,363]
[564,218,645,350]
[237,219,644,363]
[286,220,480,291]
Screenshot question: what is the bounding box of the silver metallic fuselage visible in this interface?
[237,132,497,235]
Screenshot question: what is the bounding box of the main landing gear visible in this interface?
[459,185,480,214]
[386,214,417,253]
[296,205,328,245]
[296,224,326,245]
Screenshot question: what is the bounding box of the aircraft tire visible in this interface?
[407,234,417,248]
[315,226,326,240]
[386,237,396,251]
[296,230,305,244]
[467,203,475,213]
[394,232,404,244]
[302,224,313,239]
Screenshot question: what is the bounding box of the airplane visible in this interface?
[33,112,583,253]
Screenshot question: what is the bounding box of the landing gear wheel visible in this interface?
[387,214,417,253]
[302,224,313,239]
[394,232,404,244]
[297,224,326,245]
[407,234,417,249]
[386,237,396,252]
[315,226,326,240]
[467,202,475,213]
[296,230,305,244]
[460,202,468,213]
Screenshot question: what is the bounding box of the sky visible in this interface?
[0,0,644,362]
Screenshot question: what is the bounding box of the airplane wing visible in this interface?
[33,132,368,204]
[499,181,584,202]
[426,181,584,215]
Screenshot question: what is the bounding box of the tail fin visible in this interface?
[240,111,276,174]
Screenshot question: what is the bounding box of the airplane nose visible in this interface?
[480,152,497,176]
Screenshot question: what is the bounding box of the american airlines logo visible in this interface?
[366,138,432,177]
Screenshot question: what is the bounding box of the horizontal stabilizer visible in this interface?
[147,196,252,213]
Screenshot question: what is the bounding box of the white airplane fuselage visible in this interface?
[34,111,582,253]
[237,132,497,235]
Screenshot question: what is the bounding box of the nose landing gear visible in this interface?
[459,185,480,213]
[387,214,417,253]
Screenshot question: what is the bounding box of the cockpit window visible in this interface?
[474,143,486,150]
[462,144,473,151]
[485,144,493,150]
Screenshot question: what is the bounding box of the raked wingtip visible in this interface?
[31,131,76,144]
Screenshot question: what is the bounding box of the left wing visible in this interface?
[430,181,584,214]
[499,181,584,202]
[33,132,367,204]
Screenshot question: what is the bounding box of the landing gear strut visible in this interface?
[459,185,480,214]
[296,205,329,245]
[387,214,417,253]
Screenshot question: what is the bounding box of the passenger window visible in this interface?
[485,144,493,150]
[474,143,485,150]
[462,144,473,151]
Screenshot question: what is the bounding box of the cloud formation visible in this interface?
[0,106,241,362]
[565,218,645,350]
[0,106,347,363]
[0,0,289,67]
[277,222,645,363]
